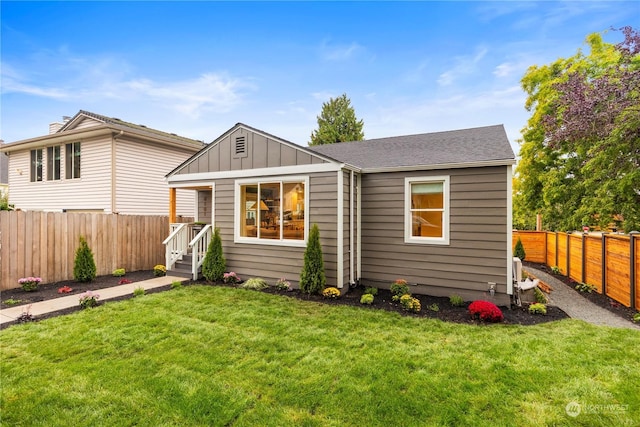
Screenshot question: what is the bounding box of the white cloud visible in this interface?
[437,46,488,86]
[319,39,362,61]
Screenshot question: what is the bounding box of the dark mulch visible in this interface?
[2,270,571,329]
[523,261,639,323]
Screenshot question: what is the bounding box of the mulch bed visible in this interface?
[523,261,639,323]
[2,269,573,329]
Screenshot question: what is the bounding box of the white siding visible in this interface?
[7,137,113,212]
[115,138,196,216]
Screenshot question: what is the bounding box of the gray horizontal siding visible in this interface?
[360,166,509,298]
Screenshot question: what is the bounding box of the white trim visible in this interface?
[211,183,216,228]
[506,165,513,295]
[404,176,450,246]
[194,189,200,222]
[349,170,354,287]
[168,162,342,184]
[363,159,515,174]
[233,175,309,247]
[356,173,362,281]
[337,170,344,288]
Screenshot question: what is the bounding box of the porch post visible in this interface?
[169,188,177,223]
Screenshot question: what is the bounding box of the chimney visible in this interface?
[49,116,71,134]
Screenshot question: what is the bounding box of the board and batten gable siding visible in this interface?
[174,127,327,175]
[360,165,510,303]
[7,136,113,212]
[114,137,195,216]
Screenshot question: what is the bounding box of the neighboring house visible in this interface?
[164,123,516,304]
[0,110,204,215]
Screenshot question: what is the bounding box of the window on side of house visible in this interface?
[47,146,61,180]
[30,149,43,182]
[237,178,307,245]
[405,176,450,245]
[65,142,81,179]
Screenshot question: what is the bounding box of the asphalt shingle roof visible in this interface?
[307,125,515,170]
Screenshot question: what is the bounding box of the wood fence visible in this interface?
[513,230,640,309]
[0,211,190,290]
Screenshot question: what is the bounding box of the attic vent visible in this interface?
[235,136,246,154]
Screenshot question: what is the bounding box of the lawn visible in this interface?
[1,285,639,426]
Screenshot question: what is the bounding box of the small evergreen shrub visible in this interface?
[112,268,126,277]
[300,224,326,294]
[399,294,421,312]
[360,294,374,305]
[364,286,378,296]
[322,287,341,299]
[153,265,166,277]
[390,279,410,301]
[528,303,547,315]
[468,300,504,323]
[514,237,526,261]
[449,294,465,307]
[74,236,97,283]
[240,277,268,291]
[534,287,548,304]
[575,282,597,293]
[133,287,145,297]
[202,228,226,282]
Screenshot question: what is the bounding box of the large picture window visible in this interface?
[30,149,43,182]
[47,146,61,181]
[65,142,81,179]
[405,176,449,245]
[237,177,307,245]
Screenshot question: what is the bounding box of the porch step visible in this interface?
[169,254,202,279]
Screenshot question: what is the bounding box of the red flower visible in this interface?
[468,300,504,323]
[118,279,132,285]
[57,286,73,294]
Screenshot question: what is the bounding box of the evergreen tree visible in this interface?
[299,223,326,294]
[514,237,526,261]
[309,93,364,146]
[202,227,226,282]
[74,236,97,282]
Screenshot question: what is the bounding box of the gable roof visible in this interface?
[307,125,515,172]
[0,110,204,152]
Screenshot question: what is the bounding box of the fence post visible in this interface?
[630,232,638,310]
[555,232,559,268]
[601,233,607,296]
[544,231,548,267]
[566,232,571,278]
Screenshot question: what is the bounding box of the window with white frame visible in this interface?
[30,149,43,182]
[405,176,450,245]
[237,177,307,244]
[47,146,61,181]
[65,142,81,179]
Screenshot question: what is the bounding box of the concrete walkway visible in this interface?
[0,275,187,326]
[524,266,640,330]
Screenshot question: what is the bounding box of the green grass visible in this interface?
[1,286,639,426]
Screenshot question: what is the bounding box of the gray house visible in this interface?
[164,123,516,304]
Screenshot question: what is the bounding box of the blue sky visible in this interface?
[1,1,638,152]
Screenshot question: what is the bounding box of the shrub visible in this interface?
[170,280,183,290]
[202,228,226,282]
[399,294,421,313]
[18,276,42,292]
[3,298,23,306]
[575,282,597,293]
[360,294,374,305]
[223,272,241,285]
[528,303,547,315]
[133,287,145,297]
[514,237,526,261]
[78,291,100,309]
[240,278,268,291]
[364,287,378,296]
[275,278,291,291]
[634,312,640,323]
[57,286,73,294]
[468,300,504,323]
[322,287,341,299]
[112,268,126,277]
[300,224,326,294]
[449,294,465,307]
[551,266,561,274]
[74,236,97,283]
[428,303,440,312]
[153,265,166,277]
[390,279,410,299]
[534,287,548,304]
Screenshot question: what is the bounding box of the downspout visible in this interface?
[111,130,123,213]
[349,170,355,287]
[337,169,344,289]
[506,165,513,295]
[357,173,362,283]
